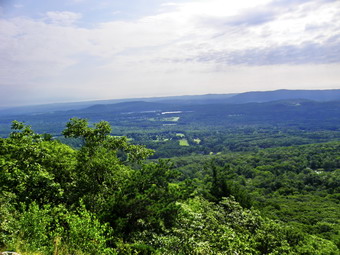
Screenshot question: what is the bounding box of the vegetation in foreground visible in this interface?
[0,119,339,254]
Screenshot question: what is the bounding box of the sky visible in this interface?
[0,0,339,107]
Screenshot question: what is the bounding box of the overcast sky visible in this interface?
[0,0,339,107]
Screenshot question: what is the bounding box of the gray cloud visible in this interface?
[272,0,337,6]
[197,7,279,29]
[271,0,312,7]
[225,8,277,26]
[209,0,338,28]
[194,41,340,65]
[187,0,340,66]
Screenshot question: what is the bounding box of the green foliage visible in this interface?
[1,119,339,254]
[10,203,54,253]
[62,203,114,255]
[63,117,154,162]
[3,202,114,255]
[139,196,338,254]
[206,160,253,208]
[108,160,181,236]
[0,122,76,206]
[171,142,340,251]
[0,192,17,248]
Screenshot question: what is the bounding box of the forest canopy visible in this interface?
[0,119,339,254]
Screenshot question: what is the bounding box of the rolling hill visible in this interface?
[2,89,340,117]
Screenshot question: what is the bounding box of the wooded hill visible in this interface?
[0,119,339,254]
[1,89,340,116]
[2,90,340,137]
[1,89,340,254]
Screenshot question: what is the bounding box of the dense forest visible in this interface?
[1,91,340,254]
[1,118,339,254]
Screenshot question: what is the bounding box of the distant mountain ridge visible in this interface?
[225,89,340,104]
[0,94,237,116]
[2,90,340,136]
[1,89,340,117]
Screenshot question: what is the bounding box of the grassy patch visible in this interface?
[179,139,189,146]
[163,117,180,122]
[193,138,201,144]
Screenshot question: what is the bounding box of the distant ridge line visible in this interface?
[1,89,340,117]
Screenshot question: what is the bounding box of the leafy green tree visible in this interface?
[62,118,181,240]
[61,118,153,211]
[0,121,75,206]
[206,160,253,208]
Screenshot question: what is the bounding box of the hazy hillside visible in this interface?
[1,99,340,138]
[2,89,340,117]
[225,89,340,104]
[0,94,236,117]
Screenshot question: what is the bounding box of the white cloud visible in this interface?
[0,0,339,106]
[166,0,272,18]
[45,11,82,26]
[0,17,90,84]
